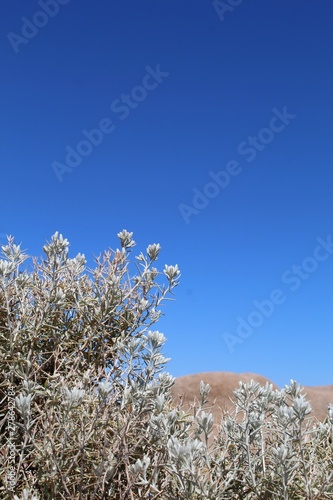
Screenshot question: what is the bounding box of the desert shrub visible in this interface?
[0,231,332,499]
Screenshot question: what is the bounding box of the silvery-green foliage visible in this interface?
[199,380,211,405]
[146,243,161,261]
[0,232,332,499]
[13,489,39,500]
[62,387,85,408]
[97,381,112,400]
[213,380,333,498]
[0,230,184,498]
[15,395,32,416]
[130,455,150,485]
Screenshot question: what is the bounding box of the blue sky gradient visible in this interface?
[1,0,332,387]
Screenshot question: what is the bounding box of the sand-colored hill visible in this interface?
[302,384,333,421]
[171,372,333,425]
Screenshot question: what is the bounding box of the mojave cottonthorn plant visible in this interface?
[0,231,332,499]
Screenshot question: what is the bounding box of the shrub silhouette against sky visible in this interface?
[1,232,332,498]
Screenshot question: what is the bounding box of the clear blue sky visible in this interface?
[1,1,332,388]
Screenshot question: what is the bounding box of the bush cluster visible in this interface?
[0,231,332,499]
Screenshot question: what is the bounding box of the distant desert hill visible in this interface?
[171,372,333,425]
[302,384,333,421]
